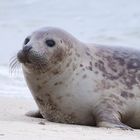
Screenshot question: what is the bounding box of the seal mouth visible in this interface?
[17,50,31,64]
[17,45,33,64]
[16,48,49,73]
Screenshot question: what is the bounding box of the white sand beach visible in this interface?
[0,97,140,140]
[1,0,140,139]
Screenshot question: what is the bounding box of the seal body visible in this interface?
[17,27,140,129]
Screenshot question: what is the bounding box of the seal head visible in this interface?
[17,27,77,73]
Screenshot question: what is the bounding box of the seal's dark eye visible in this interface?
[24,38,30,45]
[45,39,55,47]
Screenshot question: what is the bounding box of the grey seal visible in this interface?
[15,27,140,130]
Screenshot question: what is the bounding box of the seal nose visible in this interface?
[23,45,32,54]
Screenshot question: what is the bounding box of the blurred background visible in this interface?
[0,0,140,98]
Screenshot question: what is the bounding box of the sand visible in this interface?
[0,97,140,140]
[1,0,140,139]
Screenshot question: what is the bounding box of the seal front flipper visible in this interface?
[26,110,43,118]
[94,100,133,130]
[97,120,133,130]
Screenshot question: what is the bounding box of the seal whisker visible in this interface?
[10,61,18,75]
[9,58,17,73]
[9,56,20,75]
[9,57,17,68]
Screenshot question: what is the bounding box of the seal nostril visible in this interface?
[23,45,32,53]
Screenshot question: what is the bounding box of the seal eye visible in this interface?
[24,38,30,45]
[45,39,55,47]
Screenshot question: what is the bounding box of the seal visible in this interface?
[16,27,140,130]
